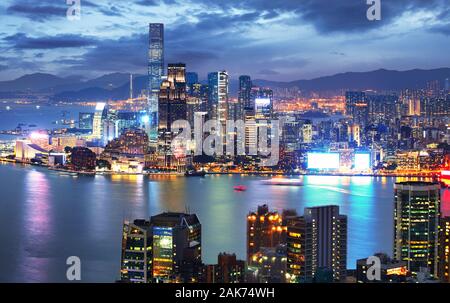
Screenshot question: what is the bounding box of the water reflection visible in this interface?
[21,169,52,282]
[0,164,449,282]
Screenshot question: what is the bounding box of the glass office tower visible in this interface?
[394,181,440,277]
[148,23,164,149]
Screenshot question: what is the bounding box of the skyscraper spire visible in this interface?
[129,73,133,100]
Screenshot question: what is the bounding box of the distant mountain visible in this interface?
[0,73,72,92]
[252,68,450,92]
[0,72,140,94]
[53,75,147,101]
[0,68,448,101]
[49,72,135,93]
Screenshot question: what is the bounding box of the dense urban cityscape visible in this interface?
[0,1,449,294]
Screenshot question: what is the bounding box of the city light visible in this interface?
[95,102,106,111]
[29,132,49,140]
[354,153,371,170]
[141,115,150,124]
[307,153,340,169]
[255,98,271,106]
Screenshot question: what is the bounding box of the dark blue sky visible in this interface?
[0,0,449,81]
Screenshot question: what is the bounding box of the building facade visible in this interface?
[286,205,347,282]
[393,181,440,277]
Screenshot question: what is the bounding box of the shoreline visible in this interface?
[0,157,442,179]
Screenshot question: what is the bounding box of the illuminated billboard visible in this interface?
[307,153,340,169]
[354,153,371,170]
[255,98,271,106]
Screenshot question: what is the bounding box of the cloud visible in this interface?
[0,0,448,81]
[4,34,97,49]
[7,4,67,21]
[6,0,120,21]
[65,34,148,73]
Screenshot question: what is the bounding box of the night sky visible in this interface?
[0,0,449,81]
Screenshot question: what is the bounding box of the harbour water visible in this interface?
[1,163,449,282]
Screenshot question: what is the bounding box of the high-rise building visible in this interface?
[120,213,201,283]
[78,112,94,130]
[148,23,164,148]
[207,71,229,126]
[393,181,440,277]
[345,91,368,127]
[249,244,287,283]
[247,205,290,264]
[120,219,153,283]
[186,72,199,95]
[150,212,202,283]
[253,88,273,120]
[92,103,107,140]
[439,217,450,282]
[158,63,187,167]
[239,75,252,116]
[286,205,347,282]
[102,109,117,146]
[217,253,246,283]
[302,122,313,144]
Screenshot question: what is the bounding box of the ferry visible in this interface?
[233,185,247,191]
[185,169,207,177]
[261,178,303,186]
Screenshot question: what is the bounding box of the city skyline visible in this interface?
[0,0,450,287]
[0,0,449,81]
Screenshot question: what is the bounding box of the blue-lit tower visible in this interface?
[148,23,164,150]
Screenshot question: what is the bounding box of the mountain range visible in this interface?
[0,68,448,102]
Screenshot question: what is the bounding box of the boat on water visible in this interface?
[261,178,303,186]
[185,170,207,177]
[233,185,247,191]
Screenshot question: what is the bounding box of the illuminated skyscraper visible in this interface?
[239,76,252,107]
[79,112,94,130]
[393,181,440,277]
[120,219,152,283]
[92,103,107,140]
[150,212,201,283]
[247,205,290,264]
[286,205,347,282]
[186,72,199,95]
[239,75,252,119]
[148,23,164,148]
[158,63,187,167]
[207,71,229,126]
[302,122,313,144]
[345,91,368,127]
[120,213,201,283]
[253,88,273,120]
[439,216,450,282]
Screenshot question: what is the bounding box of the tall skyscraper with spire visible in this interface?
[148,23,164,150]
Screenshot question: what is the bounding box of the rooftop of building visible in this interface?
[394,181,440,186]
[150,212,200,227]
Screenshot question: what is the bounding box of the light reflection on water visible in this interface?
[0,164,449,282]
